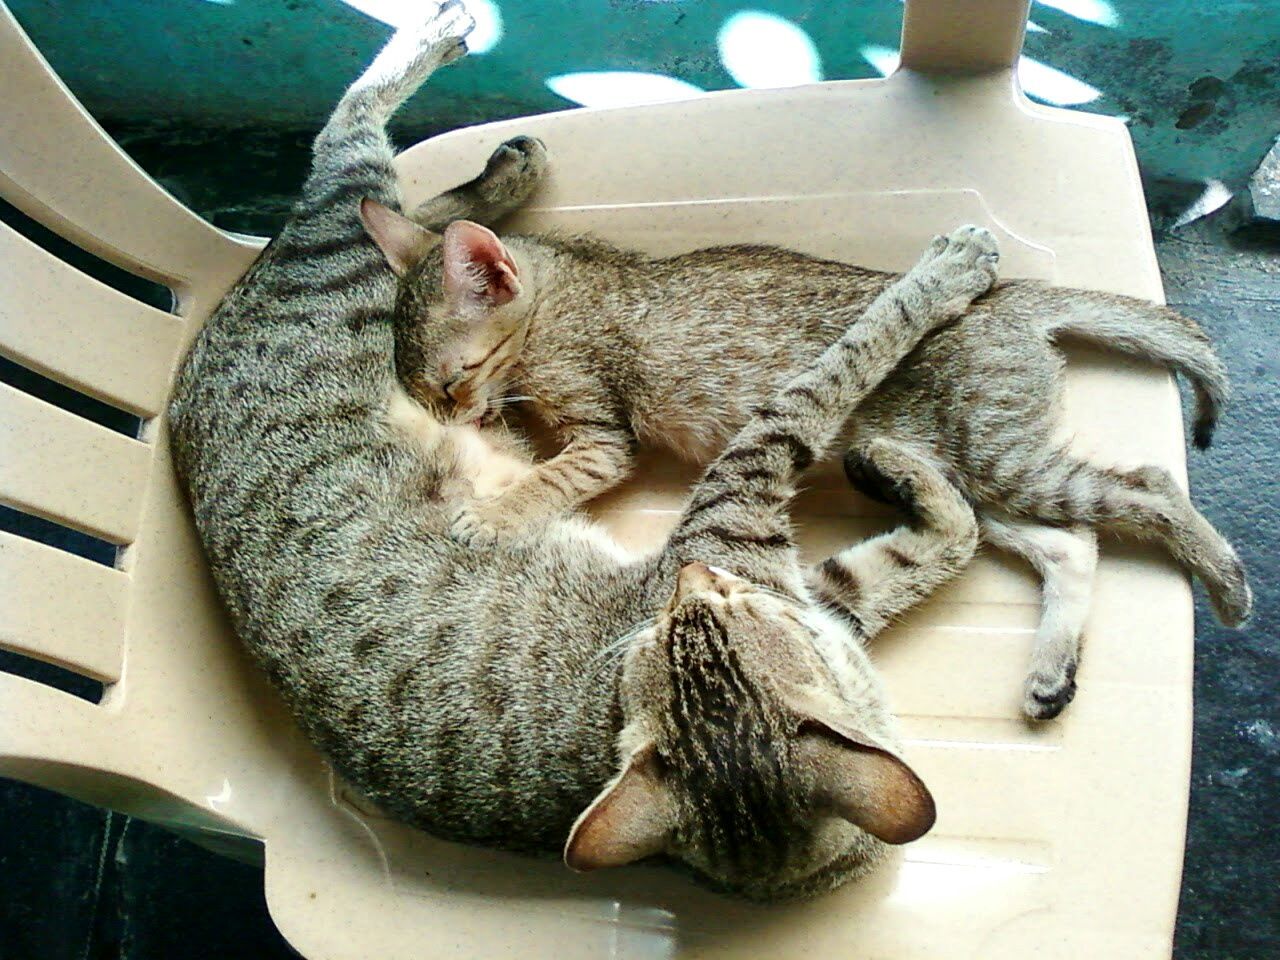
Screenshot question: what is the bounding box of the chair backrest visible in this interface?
[1,1,1190,957]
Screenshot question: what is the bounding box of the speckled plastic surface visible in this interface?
[0,1,1192,957]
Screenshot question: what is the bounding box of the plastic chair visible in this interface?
[0,1,1193,956]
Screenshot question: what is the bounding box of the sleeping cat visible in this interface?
[365,153,1253,720]
[167,4,1001,899]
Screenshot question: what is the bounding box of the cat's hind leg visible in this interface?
[1002,454,1251,627]
[981,516,1098,720]
[413,136,550,231]
[808,439,978,639]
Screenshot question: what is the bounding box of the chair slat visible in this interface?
[0,531,126,681]
[0,220,185,417]
[0,5,262,291]
[0,382,150,543]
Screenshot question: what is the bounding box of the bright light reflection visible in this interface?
[1018,56,1101,105]
[340,0,503,54]
[1026,20,1048,33]
[859,46,1100,106]
[1173,179,1233,229]
[859,44,900,77]
[205,778,232,811]
[546,71,705,108]
[1035,0,1120,27]
[717,10,822,89]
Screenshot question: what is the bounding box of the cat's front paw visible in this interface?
[448,497,539,547]
[420,0,475,66]
[911,225,1000,322]
[449,503,501,548]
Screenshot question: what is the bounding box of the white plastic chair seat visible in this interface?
[0,1,1191,956]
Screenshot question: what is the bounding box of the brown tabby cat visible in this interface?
[365,154,1252,720]
[167,4,1000,899]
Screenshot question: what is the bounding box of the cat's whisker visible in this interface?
[583,617,657,676]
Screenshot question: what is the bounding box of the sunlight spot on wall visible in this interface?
[717,10,822,89]
[1034,0,1119,27]
[1173,179,1233,228]
[339,0,501,53]
[859,44,900,77]
[861,46,1099,106]
[466,0,502,55]
[546,71,705,108]
[1019,56,1101,105]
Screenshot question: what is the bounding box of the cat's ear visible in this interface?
[359,198,435,277]
[794,708,935,845]
[442,219,521,309]
[564,745,673,871]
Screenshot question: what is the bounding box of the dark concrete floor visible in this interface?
[0,127,1276,959]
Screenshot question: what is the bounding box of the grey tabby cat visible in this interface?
[167,4,1002,900]
[365,152,1252,720]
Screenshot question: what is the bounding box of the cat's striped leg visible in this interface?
[450,423,635,546]
[808,439,978,638]
[1001,452,1251,627]
[668,227,999,590]
[981,517,1097,720]
[305,0,475,212]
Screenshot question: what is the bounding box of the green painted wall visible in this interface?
[9,1,1279,189]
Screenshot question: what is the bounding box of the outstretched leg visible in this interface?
[665,226,1000,594]
[1000,455,1251,627]
[413,135,549,231]
[982,516,1098,720]
[305,0,474,214]
[808,439,978,638]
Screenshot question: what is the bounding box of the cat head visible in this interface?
[361,199,530,426]
[569,562,935,899]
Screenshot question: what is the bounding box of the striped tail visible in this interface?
[1044,291,1229,449]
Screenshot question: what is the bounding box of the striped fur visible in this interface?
[169,13,989,900]
[388,156,1251,719]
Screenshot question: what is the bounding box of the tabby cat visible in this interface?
[366,152,1252,720]
[167,4,1000,900]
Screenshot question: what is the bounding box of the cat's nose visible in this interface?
[441,374,462,402]
[674,562,717,601]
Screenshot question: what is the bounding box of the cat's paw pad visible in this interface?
[939,224,1000,283]
[1023,660,1077,721]
[448,505,499,548]
[910,225,1000,319]
[478,136,550,200]
[422,0,475,64]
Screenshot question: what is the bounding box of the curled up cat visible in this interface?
[167,4,1007,900]
[366,146,1253,720]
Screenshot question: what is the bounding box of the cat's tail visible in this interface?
[1042,291,1229,449]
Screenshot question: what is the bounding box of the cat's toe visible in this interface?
[485,136,549,181]
[1023,662,1077,721]
[425,1,475,62]
[1211,561,1253,627]
[449,508,498,548]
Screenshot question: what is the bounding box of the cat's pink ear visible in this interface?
[360,198,435,277]
[564,746,672,871]
[795,709,935,845]
[442,220,521,309]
